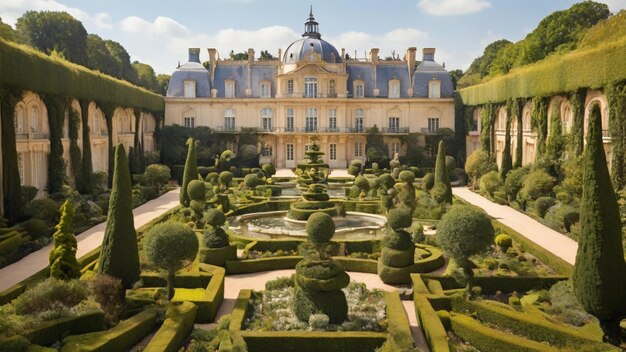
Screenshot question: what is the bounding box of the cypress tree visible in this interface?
[98,144,140,289]
[49,199,80,280]
[432,140,452,204]
[0,86,22,222]
[500,100,513,178]
[180,138,198,207]
[572,103,626,344]
[513,99,524,168]
[544,103,565,176]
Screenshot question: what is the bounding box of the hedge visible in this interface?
[379,291,414,352]
[421,274,568,295]
[225,256,303,275]
[449,313,560,352]
[333,257,377,273]
[143,301,197,352]
[24,311,105,346]
[449,296,615,350]
[413,296,449,351]
[60,308,158,352]
[0,40,163,112]
[171,264,225,323]
[459,37,626,105]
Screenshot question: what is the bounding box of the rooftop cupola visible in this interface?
[188,48,201,63]
[303,7,321,39]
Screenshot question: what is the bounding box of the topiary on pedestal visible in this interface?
[49,199,80,280]
[396,170,416,211]
[199,208,236,266]
[187,179,206,228]
[293,212,349,324]
[378,208,415,284]
[180,138,198,207]
[431,140,453,204]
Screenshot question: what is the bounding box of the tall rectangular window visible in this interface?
[286,108,294,132]
[389,80,400,98]
[260,81,271,98]
[261,108,272,131]
[391,142,400,157]
[30,107,39,133]
[184,80,196,98]
[354,109,364,132]
[17,152,24,185]
[225,81,235,98]
[428,80,441,99]
[184,117,195,128]
[329,144,337,160]
[354,141,363,157]
[286,144,294,161]
[287,79,294,95]
[304,77,317,98]
[389,117,400,132]
[355,81,364,98]
[428,117,439,133]
[224,108,235,131]
[329,80,336,97]
[305,108,318,132]
[328,109,337,131]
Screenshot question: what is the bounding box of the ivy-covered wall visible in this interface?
[0,86,23,222]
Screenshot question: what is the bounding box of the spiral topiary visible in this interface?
[378,206,415,284]
[187,180,206,228]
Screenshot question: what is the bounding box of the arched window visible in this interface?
[562,104,572,133]
[329,79,336,97]
[224,108,236,131]
[261,108,272,131]
[14,105,24,135]
[305,108,318,132]
[388,79,400,98]
[354,109,364,132]
[30,106,39,133]
[354,81,364,98]
[523,111,531,131]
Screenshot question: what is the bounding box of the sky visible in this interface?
[1,0,625,75]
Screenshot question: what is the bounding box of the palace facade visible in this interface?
[164,10,455,168]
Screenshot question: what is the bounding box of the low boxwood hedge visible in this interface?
[225,256,303,275]
[144,301,197,352]
[379,291,414,352]
[421,274,568,295]
[60,308,158,352]
[412,294,449,351]
[25,311,106,346]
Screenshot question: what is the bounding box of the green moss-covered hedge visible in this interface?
[421,274,568,295]
[379,291,414,352]
[450,313,560,352]
[411,275,450,352]
[459,37,626,105]
[171,265,225,323]
[25,311,105,346]
[225,256,304,275]
[0,40,163,112]
[143,301,197,352]
[60,309,158,352]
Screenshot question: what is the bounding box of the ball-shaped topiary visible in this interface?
[187,180,206,200]
[389,159,400,169]
[262,163,276,177]
[205,208,226,227]
[144,221,199,299]
[354,175,369,190]
[306,212,335,244]
[399,170,415,183]
[379,174,395,189]
[219,171,233,186]
[422,173,435,191]
[495,234,513,251]
[387,208,412,230]
[244,173,261,188]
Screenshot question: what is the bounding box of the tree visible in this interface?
[543,103,565,176]
[465,150,496,188]
[105,39,138,83]
[365,125,389,167]
[49,199,80,280]
[572,103,625,344]
[85,34,118,77]
[156,74,171,95]
[436,205,494,290]
[0,17,16,42]
[229,50,248,60]
[448,69,463,90]
[180,138,199,207]
[16,11,88,65]
[259,50,275,60]
[98,144,140,289]
[431,140,452,204]
[132,61,159,92]
[144,221,198,300]
[457,39,512,87]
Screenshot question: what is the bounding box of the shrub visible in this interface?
[421,173,435,191]
[49,199,80,280]
[12,278,88,316]
[25,198,60,225]
[399,170,415,183]
[547,281,594,327]
[262,163,276,178]
[465,150,496,186]
[143,164,170,189]
[306,212,335,244]
[387,208,412,229]
[432,140,452,204]
[445,155,456,172]
[379,174,395,189]
[479,170,503,198]
[354,175,369,191]
[19,218,51,238]
[88,274,124,326]
[504,165,530,200]
[144,221,199,299]
[187,180,206,200]
[534,196,556,218]
[308,314,330,330]
[204,227,230,248]
[244,174,261,188]
[517,169,555,203]
[180,138,199,207]
[437,205,495,288]
[219,171,233,187]
[494,234,513,251]
[20,186,38,205]
[205,208,226,228]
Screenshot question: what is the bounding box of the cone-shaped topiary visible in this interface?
[432,140,453,204]
[49,199,80,280]
[572,103,626,343]
[180,138,198,207]
[98,144,140,289]
[144,221,199,299]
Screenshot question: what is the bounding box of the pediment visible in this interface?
[292,63,333,75]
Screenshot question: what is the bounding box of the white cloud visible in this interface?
[417,0,491,16]
[598,0,626,12]
[0,0,111,29]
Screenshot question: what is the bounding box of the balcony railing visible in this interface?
[382,127,409,133]
[16,133,28,140]
[214,126,239,132]
[349,127,365,133]
[118,131,134,136]
[602,129,611,138]
[31,133,49,139]
[421,128,438,134]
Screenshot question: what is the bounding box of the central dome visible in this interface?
[282,8,341,64]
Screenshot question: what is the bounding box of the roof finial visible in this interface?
[303,6,321,39]
[309,5,313,18]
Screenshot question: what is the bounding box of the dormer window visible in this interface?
[184,80,196,98]
[389,80,400,98]
[260,81,271,98]
[354,81,364,98]
[428,79,440,99]
[225,80,235,98]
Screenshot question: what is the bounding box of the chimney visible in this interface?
[247,48,255,64]
[422,48,436,62]
[406,47,416,68]
[207,48,218,82]
[278,48,282,61]
[188,48,201,63]
[369,48,379,64]
[341,48,345,59]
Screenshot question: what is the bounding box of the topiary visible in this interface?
[261,163,276,178]
[206,172,219,184]
[143,164,170,189]
[293,288,347,324]
[379,174,395,189]
[144,221,199,299]
[465,150,496,187]
[204,227,229,248]
[517,169,555,204]
[187,180,206,200]
[244,174,260,189]
[19,218,51,238]
[354,175,369,191]
[49,200,80,280]
[534,196,556,218]
[306,212,335,245]
[205,208,226,228]
[479,170,503,199]
[180,138,199,207]
[504,165,530,201]
[421,173,435,191]
[219,171,233,188]
[432,140,452,204]
[387,208,412,230]
[495,234,513,251]
[399,170,415,183]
